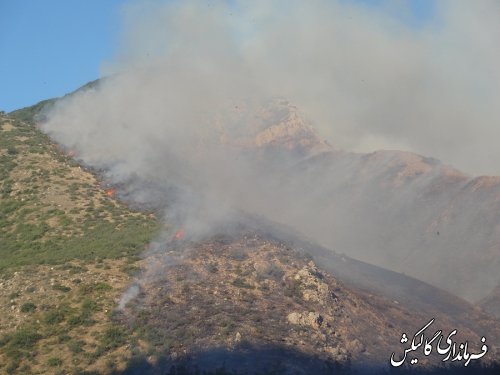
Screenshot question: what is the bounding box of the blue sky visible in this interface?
[0,0,435,112]
[0,0,126,112]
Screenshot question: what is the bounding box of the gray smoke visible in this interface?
[103,0,500,176]
[41,0,500,303]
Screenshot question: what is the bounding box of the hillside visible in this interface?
[0,113,160,374]
[480,284,500,318]
[4,87,500,374]
[12,85,500,305]
[281,150,500,302]
[116,230,499,374]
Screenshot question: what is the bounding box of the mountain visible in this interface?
[4,82,500,373]
[480,284,500,318]
[278,149,500,303]
[9,82,500,302]
[118,229,499,374]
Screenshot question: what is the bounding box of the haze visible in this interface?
[41,0,500,302]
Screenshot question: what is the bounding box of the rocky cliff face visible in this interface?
[214,99,331,157]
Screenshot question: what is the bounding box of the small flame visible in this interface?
[105,188,115,197]
[173,228,184,240]
[67,149,76,157]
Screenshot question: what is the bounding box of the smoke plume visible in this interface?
[41,0,500,302]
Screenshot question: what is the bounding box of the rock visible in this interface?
[347,339,365,353]
[325,346,349,362]
[294,264,330,304]
[287,312,302,325]
[235,332,242,343]
[287,311,323,328]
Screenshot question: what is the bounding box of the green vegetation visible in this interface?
[43,309,66,325]
[47,357,62,367]
[100,326,127,351]
[67,298,99,327]
[8,99,56,124]
[0,217,158,270]
[52,284,71,292]
[7,326,42,349]
[9,78,101,124]
[19,302,36,313]
[68,339,85,354]
[0,114,160,272]
[0,112,159,373]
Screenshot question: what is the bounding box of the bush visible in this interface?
[93,282,112,291]
[68,339,85,354]
[47,357,62,367]
[9,326,42,349]
[229,249,248,261]
[44,309,65,325]
[7,147,17,155]
[52,284,71,292]
[20,302,36,313]
[101,326,127,351]
[81,298,99,314]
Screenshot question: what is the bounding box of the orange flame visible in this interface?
[67,149,76,157]
[105,188,115,198]
[173,228,184,240]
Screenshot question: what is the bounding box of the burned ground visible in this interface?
[117,232,499,373]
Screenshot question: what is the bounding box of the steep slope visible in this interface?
[12,85,500,305]
[480,283,500,318]
[279,150,500,302]
[0,113,160,374]
[117,230,499,374]
[0,113,158,269]
[8,83,500,374]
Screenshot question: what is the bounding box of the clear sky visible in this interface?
[0,0,435,113]
[0,0,126,112]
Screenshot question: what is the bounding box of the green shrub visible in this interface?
[9,326,42,349]
[44,309,65,325]
[100,326,127,351]
[68,340,85,354]
[81,298,99,313]
[93,282,112,291]
[284,279,303,299]
[57,334,71,343]
[20,302,36,313]
[7,147,17,155]
[47,357,62,367]
[52,284,71,292]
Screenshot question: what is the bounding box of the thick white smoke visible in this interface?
[104,0,500,176]
[41,0,500,302]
